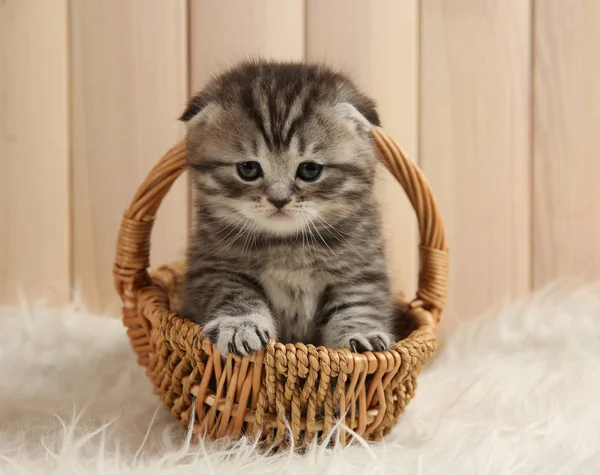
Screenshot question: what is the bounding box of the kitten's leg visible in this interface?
[318,280,395,352]
[181,268,276,356]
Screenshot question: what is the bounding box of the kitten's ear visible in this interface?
[334,102,380,131]
[350,97,380,127]
[180,92,208,121]
[179,93,219,128]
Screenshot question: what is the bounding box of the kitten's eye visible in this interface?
[236,161,262,181]
[296,161,323,182]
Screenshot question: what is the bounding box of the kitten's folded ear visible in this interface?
[334,102,381,131]
[349,96,381,127]
[180,92,222,129]
[180,91,209,122]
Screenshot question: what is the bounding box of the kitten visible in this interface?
[180,60,395,356]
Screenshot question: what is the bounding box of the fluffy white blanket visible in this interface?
[1,282,598,474]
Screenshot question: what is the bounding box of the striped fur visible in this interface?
[180,60,395,356]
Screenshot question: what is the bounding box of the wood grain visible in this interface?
[306,0,420,301]
[189,0,304,91]
[420,0,532,321]
[70,0,188,313]
[0,0,70,305]
[533,0,600,287]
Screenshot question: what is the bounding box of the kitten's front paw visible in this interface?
[202,314,276,357]
[343,331,394,352]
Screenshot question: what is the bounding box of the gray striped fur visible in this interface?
[180,60,395,356]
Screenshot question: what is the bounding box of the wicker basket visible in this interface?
[113,127,448,449]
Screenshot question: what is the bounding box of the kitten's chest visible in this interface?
[259,267,327,343]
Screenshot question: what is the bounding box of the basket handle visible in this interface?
[371,128,448,332]
[113,140,187,357]
[114,129,448,358]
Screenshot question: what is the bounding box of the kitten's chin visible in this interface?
[253,213,303,236]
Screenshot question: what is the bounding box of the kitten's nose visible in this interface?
[268,198,290,209]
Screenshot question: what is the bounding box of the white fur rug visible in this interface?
[1,282,599,474]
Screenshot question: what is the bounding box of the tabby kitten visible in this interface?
[180,60,395,356]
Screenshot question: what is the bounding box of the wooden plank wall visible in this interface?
[533,0,600,287]
[70,0,188,313]
[189,0,305,90]
[0,0,70,305]
[1,0,600,321]
[420,0,532,322]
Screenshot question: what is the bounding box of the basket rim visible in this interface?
[135,265,438,371]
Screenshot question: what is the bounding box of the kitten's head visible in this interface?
[182,60,381,237]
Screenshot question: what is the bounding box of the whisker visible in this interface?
[308,218,338,259]
[303,217,323,262]
[313,211,374,247]
[299,217,307,258]
[304,218,319,263]
[311,215,346,243]
[221,218,253,253]
[239,220,260,260]
[309,212,369,260]
[202,215,247,252]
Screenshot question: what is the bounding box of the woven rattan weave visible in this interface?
[113,127,449,448]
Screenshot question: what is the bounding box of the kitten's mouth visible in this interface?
[269,210,290,219]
